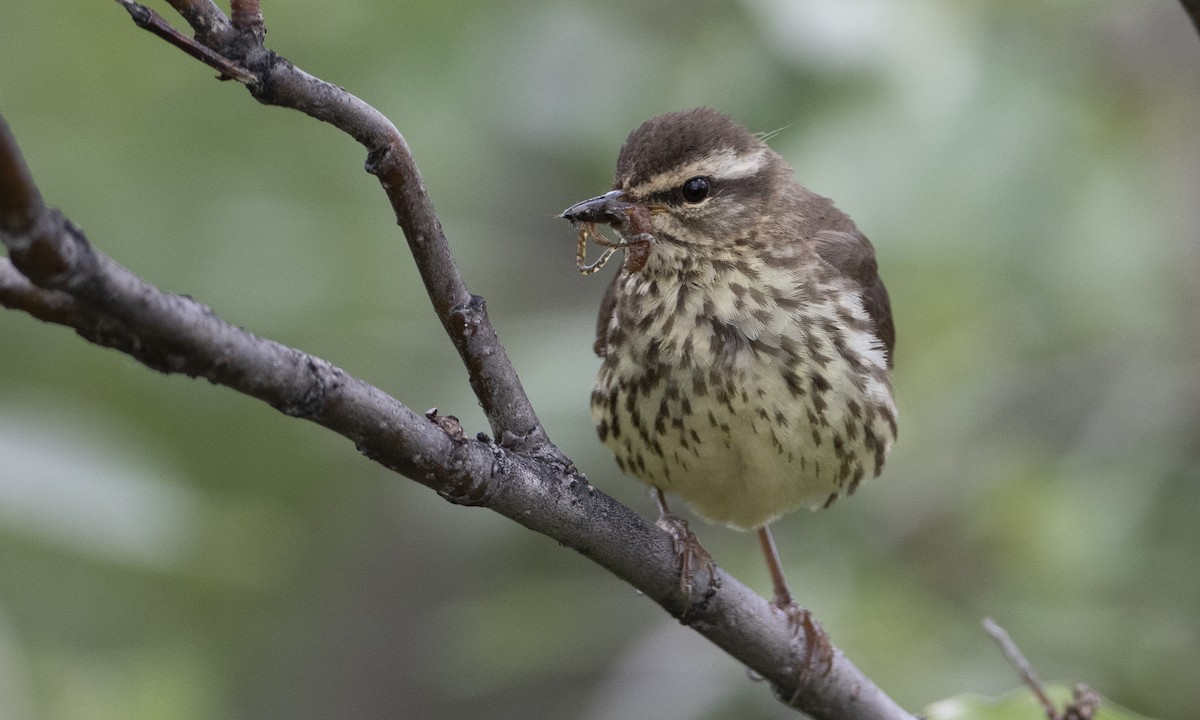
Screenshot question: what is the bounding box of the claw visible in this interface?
[656,511,716,602]
[775,599,834,688]
[650,488,719,613]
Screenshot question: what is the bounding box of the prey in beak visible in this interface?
[560,190,656,274]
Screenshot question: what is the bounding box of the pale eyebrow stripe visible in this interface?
[628,147,768,196]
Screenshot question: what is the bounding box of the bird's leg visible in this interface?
[652,488,716,606]
[758,525,834,684]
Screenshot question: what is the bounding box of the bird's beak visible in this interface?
[560,190,634,227]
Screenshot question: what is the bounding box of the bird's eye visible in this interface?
[680,176,710,204]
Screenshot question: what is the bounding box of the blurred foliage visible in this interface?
[926,685,1154,720]
[2,1,1199,719]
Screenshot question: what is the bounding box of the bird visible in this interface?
[560,107,896,670]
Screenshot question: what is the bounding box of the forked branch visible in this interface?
[0,4,920,718]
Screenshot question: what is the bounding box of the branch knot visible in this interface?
[450,294,487,339]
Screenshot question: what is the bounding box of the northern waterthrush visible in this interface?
[561,108,896,660]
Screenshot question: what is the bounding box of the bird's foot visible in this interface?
[773,598,834,687]
[656,512,718,606]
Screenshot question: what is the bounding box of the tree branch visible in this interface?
[1181,0,1200,37]
[149,1,557,455]
[228,0,263,38]
[983,619,1100,720]
[0,4,918,718]
[115,0,254,82]
[983,618,1059,719]
[162,0,236,47]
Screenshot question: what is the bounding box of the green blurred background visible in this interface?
[2,1,1198,718]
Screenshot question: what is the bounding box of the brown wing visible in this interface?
[811,229,895,368]
[593,270,621,357]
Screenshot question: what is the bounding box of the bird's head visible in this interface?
[562,108,789,274]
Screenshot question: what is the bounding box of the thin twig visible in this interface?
[115,4,557,453]
[0,259,86,326]
[162,0,235,45]
[230,0,264,37]
[114,0,256,83]
[982,618,1058,720]
[0,116,45,237]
